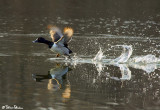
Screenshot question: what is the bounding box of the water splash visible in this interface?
[94,62,104,76]
[113,45,133,63]
[92,47,106,74]
[129,54,160,64]
[93,47,105,61]
[48,44,160,74]
[128,54,160,73]
[70,53,82,67]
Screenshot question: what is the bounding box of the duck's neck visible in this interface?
[41,39,54,48]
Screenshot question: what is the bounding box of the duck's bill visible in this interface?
[32,39,38,43]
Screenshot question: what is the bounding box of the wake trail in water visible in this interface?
[48,44,160,73]
[129,54,160,64]
[48,44,160,65]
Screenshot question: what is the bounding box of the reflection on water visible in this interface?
[32,64,71,95]
[32,64,72,106]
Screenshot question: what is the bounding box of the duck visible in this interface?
[33,26,74,58]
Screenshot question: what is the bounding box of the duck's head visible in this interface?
[32,37,46,43]
[32,37,54,48]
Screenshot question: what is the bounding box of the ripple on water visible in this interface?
[0,53,11,56]
[32,53,53,56]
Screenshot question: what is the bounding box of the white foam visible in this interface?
[129,54,160,64]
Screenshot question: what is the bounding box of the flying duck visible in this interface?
[33,26,74,58]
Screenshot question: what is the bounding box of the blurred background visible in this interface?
[0,0,160,36]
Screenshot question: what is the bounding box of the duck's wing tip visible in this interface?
[63,27,74,43]
[64,27,74,37]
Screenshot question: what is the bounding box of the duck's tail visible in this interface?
[69,49,72,54]
[64,44,72,54]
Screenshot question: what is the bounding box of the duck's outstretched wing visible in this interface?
[54,27,73,46]
[63,27,74,44]
[49,26,63,42]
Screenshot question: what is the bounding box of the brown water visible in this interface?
[0,0,160,110]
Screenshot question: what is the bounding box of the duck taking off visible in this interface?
[33,26,74,58]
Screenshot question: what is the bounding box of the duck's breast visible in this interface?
[50,44,69,55]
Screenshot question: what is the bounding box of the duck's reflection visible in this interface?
[62,83,71,100]
[32,64,72,95]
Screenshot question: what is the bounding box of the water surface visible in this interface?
[0,0,160,110]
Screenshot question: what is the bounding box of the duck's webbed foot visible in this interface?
[56,54,60,57]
